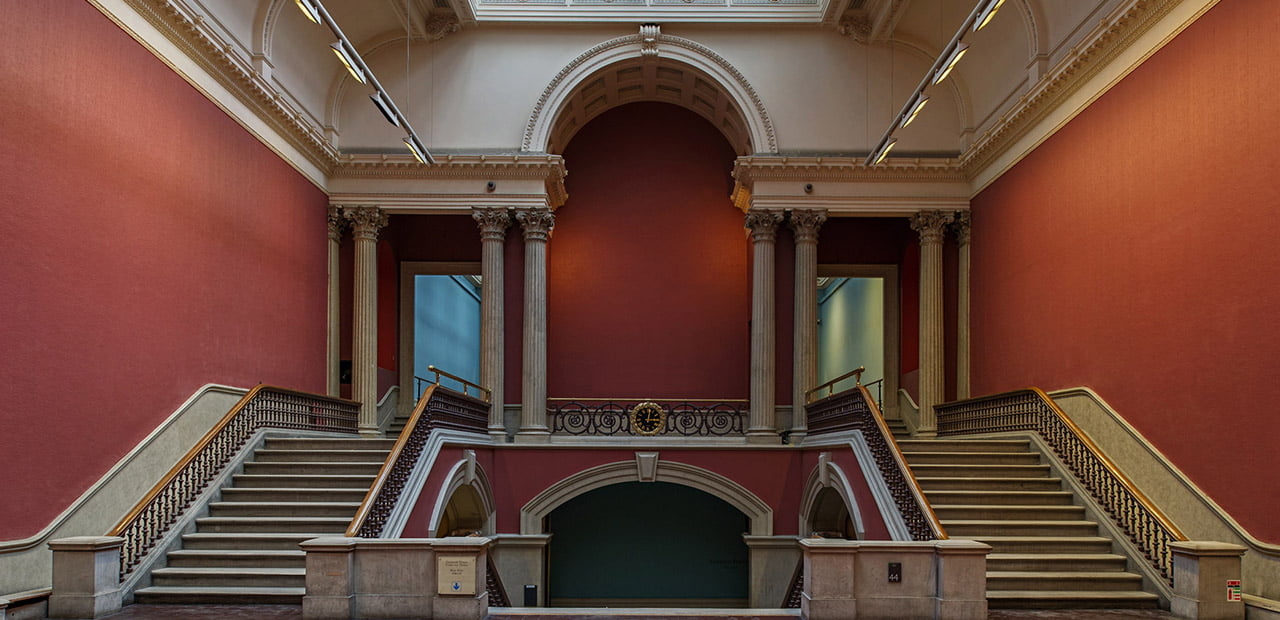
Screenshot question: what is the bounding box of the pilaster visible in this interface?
[346,206,389,437]
[474,208,511,441]
[790,209,826,443]
[954,211,972,400]
[326,206,344,398]
[515,209,554,443]
[746,209,783,444]
[910,210,953,437]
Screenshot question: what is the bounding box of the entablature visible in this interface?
[328,153,568,213]
[732,156,969,216]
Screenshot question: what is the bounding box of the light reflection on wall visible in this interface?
[817,277,885,394]
[414,275,482,396]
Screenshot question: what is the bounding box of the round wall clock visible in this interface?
[630,401,666,436]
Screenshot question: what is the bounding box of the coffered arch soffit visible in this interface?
[523,33,778,155]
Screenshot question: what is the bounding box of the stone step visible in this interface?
[903,451,1042,466]
[987,571,1143,592]
[194,516,350,534]
[897,439,1031,453]
[165,549,306,569]
[206,501,362,518]
[916,476,1064,492]
[942,519,1098,537]
[931,504,1086,521]
[232,473,377,488]
[908,463,1052,478]
[986,590,1160,609]
[181,532,330,551]
[242,461,383,476]
[220,487,371,503]
[966,536,1115,555]
[487,610,800,619]
[150,567,305,588]
[132,585,304,605]
[263,437,396,451]
[986,553,1129,573]
[250,449,390,464]
[923,490,1074,506]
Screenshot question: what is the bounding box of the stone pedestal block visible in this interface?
[1170,541,1247,620]
[47,537,123,619]
[491,534,551,607]
[433,538,490,620]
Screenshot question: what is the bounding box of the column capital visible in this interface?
[910,210,954,245]
[952,210,971,246]
[345,206,389,241]
[472,208,512,241]
[789,209,828,244]
[515,209,555,242]
[327,206,346,242]
[745,209,784,243]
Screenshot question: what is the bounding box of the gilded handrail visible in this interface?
[347,384,438,537]
[935,388,1186,581]
[108,385,359,578]
[425,365,490,402]
[857,383,947,540]
[805,366,865,403]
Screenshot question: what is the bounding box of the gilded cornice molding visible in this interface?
[333,154,569,208]
[959,0,1179,176]
[120,0,340,173]
[733,156,966,185]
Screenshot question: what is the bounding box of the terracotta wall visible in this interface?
[547,103,750,399]
[0,2,328,539]
[970,0,1280,542]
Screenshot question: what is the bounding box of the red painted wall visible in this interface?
[0,2,328,538]
[970,0,1280,542]
[548,103,750,399]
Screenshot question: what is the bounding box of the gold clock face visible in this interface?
[630,402,666,436]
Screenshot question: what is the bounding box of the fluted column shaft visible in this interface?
[954,211,972,400]
[326,207,343,398]
[515,209,554,443]
[474,208,510,440]
[346,207,388,437]
[790,209,826,442]
[746,209,783,444]
[911,210,953,436]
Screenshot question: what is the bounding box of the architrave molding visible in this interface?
[732,156,969,215]
[329,154,569,211]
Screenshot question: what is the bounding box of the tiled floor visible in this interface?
[87,605,1179,619]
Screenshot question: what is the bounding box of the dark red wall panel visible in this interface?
[0,2,327,538]
[970,0,1280,541]
[548,103,749,399]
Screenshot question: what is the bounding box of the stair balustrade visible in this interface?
[546,398,748,436]
[109,386,360,579]
[805,370,946,542]
[934,388,1187,583]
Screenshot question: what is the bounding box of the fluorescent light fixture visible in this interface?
[933,43,969,85]
[900,93,930,128]
[404,135,430,165]
[872,138,897,166]
[330,41,366,84]
[293,0,321,24]
[370,91,400,127]
[973,0,1007,32]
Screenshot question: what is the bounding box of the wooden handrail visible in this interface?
[424,365,490,402]
[856,383,947,540]
[805,366,865,403]
[347,383,438,537]
[547,397,749,403]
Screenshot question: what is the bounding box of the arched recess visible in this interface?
[798,457,866,540]
[521,458,773,536]
[427,450,496,537]
[523,33,777,155]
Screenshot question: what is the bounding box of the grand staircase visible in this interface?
[132,436,393,604]
[897,436,1160,609]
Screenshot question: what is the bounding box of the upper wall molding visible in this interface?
[734,156,966,184]
[329,153,569,211]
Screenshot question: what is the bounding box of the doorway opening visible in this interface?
[816,265,899,416]
[398,262,481,417]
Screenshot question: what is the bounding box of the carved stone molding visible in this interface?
[472,208,512,241]
[333,154,569,208]
[733,156,965,185]
[327,206,346,242]
[424,14,461,41]
[640,24,660,57]
[345,206,389,241]
[910,210,954,246]
[789,209,828,244]
[745,209,784,243]
[952,210,972,246]
[515,209,556,242]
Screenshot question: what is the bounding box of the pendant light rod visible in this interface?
[864,0,1000,166]
[297,0,434,164]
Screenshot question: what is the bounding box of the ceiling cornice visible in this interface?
[733,156,966,184]
[333,153,569,207]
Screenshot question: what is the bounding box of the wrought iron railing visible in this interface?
[782,558,803,608]
[547,398,748,436]
[806,383,946,541]
[109,386,359,579]
[935,388,1186,583]
[486,554,510,607]
[348,382,490,538]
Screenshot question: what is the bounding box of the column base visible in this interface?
[746,430,782,445]
[787,430,808,446]
[514,429,551,444]
[489,428,510,443]
[359,428,383,438]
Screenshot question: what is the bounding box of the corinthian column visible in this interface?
[910,210,953,437]
[473,208,510,440]
[790,209,826,443]
[345,206,389,437]
[954,211,972,400]
[515,209,554,443]
[745,209,784,444]
[327,206,344,398]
